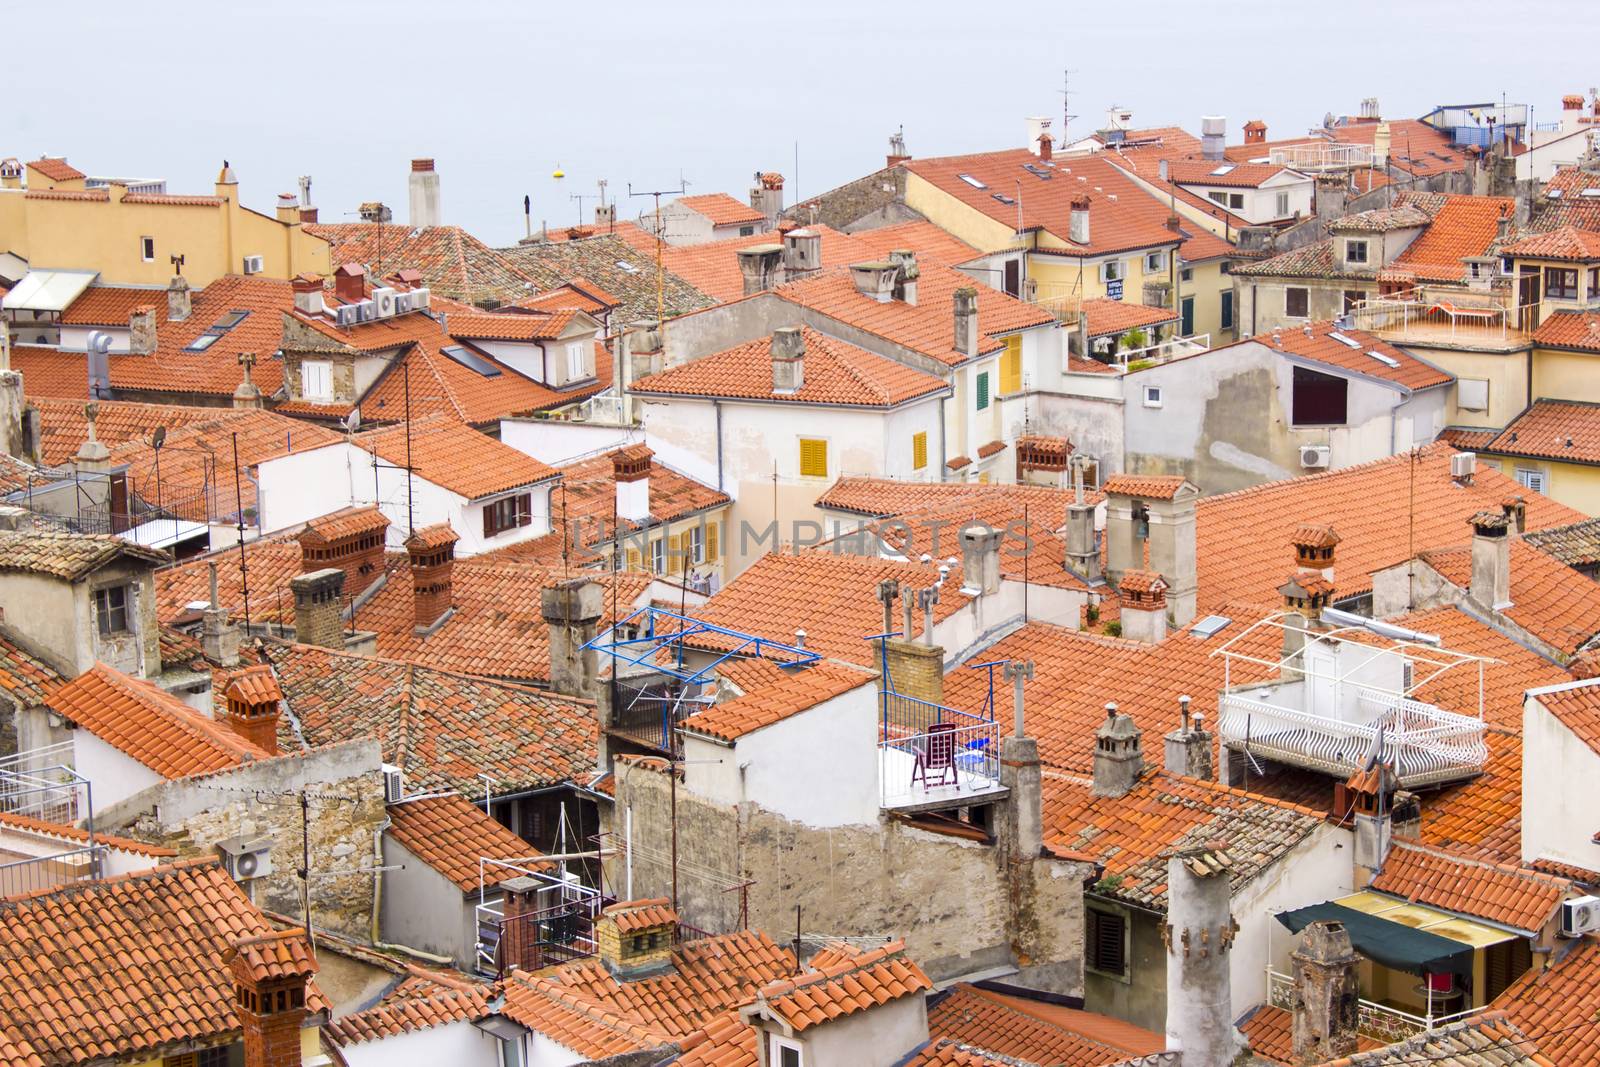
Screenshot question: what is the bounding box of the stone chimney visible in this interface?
[611,444,652,523]
[1244,119,1268,145]
[298,506,390,599]
[1468,510,1512,610]
[888,250,919,305]
[1164,847,1244,1065]
[1502,494,1528,535]
[1201,115,1226,161]
[953,286,980,357]
[227,929,317,1067]
[1001,661,1042,860]
[166,275,191,322]
[406,524,458,635]
[541,577,604,698]
[334,262,366,304]
[1290,523,1340,583]
[750,171,784,227]
[0,369,24,462]
[596,898,678,980]
[850,261,900,302]
[290,568,345,649]
[275,193,299,225]
[128,305,157,355]
[627,320,663,381]
[1118,569,1169,644]
[1068,197,1091,245]
[409,157,442,228]
[1372,123,1391,168]
[292,273,325,317]
[771,326,805,393]
[223,666,282,755]
[1092,703,1144,798]
[595,203,616,229]
[201,561,241,668]
[959,523,1002,596]
[73,402,112,474]
[737,244,784,295]
[1164,695,1213,780]
[1291,920,1361,1065]
[781,228,822,277]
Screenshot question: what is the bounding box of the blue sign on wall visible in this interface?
[1106,279,1124,300]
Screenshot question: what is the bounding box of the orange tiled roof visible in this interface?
[683,662,874,742]
[1252,320,1453,392]
[25,157,84,182]
[227,927,318,983]
[28,398,244,466]
[48,663,270,778]
[0,529,167,580]
[1389,194,1516,283]
[671,1011,757,1067]
[1371,842,1570,932]
[632,326,949,408]
[443,309,579,341]
[1531,679,1600,757]
[1081,297,1180,337]
[675,193,765,229]
[1533,310,1600,353]
[59,285,171,327]
[1103,473,1191,499]
[928,984,1164,1065]
[354,415,558,500]
[386,793,544,893]
[754,940,932,1032]
[1485,399,1600,466]
[0,811,176,858]
[497,233,715,322]
[326,970,493,1045]
[303,505,390,543]
[817,476,1098,519]
[0,859,326,1066]
[1237,1003,1382,1065]
[652,225,866,303]
[1326,119,1470,180]
[1501,225,1600,261]
[306,222,538,305]
[607,898,679,934]
[846,220,982,267]
[1417,538,1600,655]
[1329,1010,1549,1065]
[0,634,64,710]
[1494,936,1600,1065]
[772,260,1057,367]
[222,664,281,705]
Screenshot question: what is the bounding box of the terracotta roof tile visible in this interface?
[498,233,714,322]
[1390,195,1517,283]
[443,309,579,341]
[1494,937,1600,1065]
[222,663,281,705]
[1329,203,1434,234]
[354,415,558,500]
[928,984,1164,1065]
[1253,321,1453,392]
[683,662,874,741]
[1103,474,1191,499]
[1531,679,1600,757]
[846,220,982,267]
[305,222,538,305]
[0,859,324,1066]
[1416,539,1600,655]
[59,284,171,326]
[326,974,493,1045]
[633,326,949,407]
[27,398,243,466]
[1081,297,1181,337]
[1236,1003,1382,1065]
[227,927,318,984]
[386,793,544,892]
[1440,426,1499,451]
[0,529,167,579]
[607,898,679,934]
[675,193,766,229]
[653,225,867,303]
[755,940,932,1032]
[25,157,84,182]
[302,505,390,543]
[0,632,64,708]
[1533,310,1600,352]
[1501,225,1600,261]
[1329,1009,1551,1065]
[1371,843,1570,932]
[0,811,176,858]
[48,663,271,778]
[1485,399,1600,466]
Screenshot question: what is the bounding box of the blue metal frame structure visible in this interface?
[582,605,820,685]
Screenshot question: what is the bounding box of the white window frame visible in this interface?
[649,537,666,574]
[1516,467,1547,494]
[769,1035,804,1067]
[1144,251,1166,274]
[1099,259,1123,283]
[565,341,588,381]
[687,524,705,564]
[1143,385,1163,409]
[1275,191,1290,217]
[140,236,155,262]
[300,359,333,401]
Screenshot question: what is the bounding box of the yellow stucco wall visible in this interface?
[1532,347,1600,404]
[1480,454,1600,516]
[0,183,329,286]
[1406,346,1530,428]
[902,173,1020,253]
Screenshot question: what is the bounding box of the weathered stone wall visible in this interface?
[99,739,385,941]
[609,761,1088,992]
[786,166,914,233]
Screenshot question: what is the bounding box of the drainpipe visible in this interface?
[713,399,724,493]
[938,395,948,482]
[370,812,454,965]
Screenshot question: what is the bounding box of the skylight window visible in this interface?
[1191,614,1232,639]
[614,261,639,273]
[1549,189,1565,199]
[992,193,1015,205]
[441,344,502,377]
[1209,164,1236,176]
[212,310,250,331]
[1582,189,1600,199]
[957,173,988,190]
[1328,331,1362,348]
[1367,350,1401,369]
[183,334,221,352]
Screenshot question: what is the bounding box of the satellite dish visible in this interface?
[151,425,166,450]
[342,407,361,433]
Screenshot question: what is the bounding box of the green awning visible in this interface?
[1276,902,1474,978]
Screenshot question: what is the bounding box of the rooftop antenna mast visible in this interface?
[1060,68,1080,145]
[628,178,688,340]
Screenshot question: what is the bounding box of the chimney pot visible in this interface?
[291,273,325,316]
[405,525,458,634]
[334,262,366,304]
[612,445,652,522]
[289,568,346,649]
[1068,197,1091,245]
[541,578,606,698]
[228,930,318,1067]
[408,158,442,228]
[1468,510,1512,610]
[737,244,784,295]
[958,523,1002,596]
[1092,703,1144,797]
[771,327,805,393]
[166,275,192,322]
[953,286,980,356]
[849,261,900,302]
[1290,920,1362,1063]
[275,193,299,225]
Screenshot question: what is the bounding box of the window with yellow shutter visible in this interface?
[1001,336,1022,394]
[912,431,928,470]
[705,521,719,562]
[799,438,828,478]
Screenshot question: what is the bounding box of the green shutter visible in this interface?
[976,372,990,410]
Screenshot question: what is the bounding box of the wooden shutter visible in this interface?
[483,501,496,538]
[1088,908,1126,976]
[705,521,719,562]
[1001,337,1022,393]
[799,438,827,478]
[912,431,928,470]
[625,547,641,571]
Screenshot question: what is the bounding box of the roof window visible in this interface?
[1367,350,1401,369]
[441,344,502,377]
[957,173,988,190]
[1209,164,1236,176]
[1327,331,1362,348]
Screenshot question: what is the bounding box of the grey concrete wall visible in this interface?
[381,837,484,968]
[1032,393,1126,478]
[1083,902,1168,1034]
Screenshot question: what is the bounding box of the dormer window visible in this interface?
[1346,239,1369,265]
[1546,267,1578,300]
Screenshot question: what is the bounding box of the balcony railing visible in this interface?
[1344,294,1538,348]
[878,690,1003,810]
[1268,142,1374,171]
[0,844,104,899]
[1218,687,1486,787]
[1266,969,1485,1044]
[1110,333,1211,370]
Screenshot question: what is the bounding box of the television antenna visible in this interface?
[628,179,689,338]
[1060,69,1080,144]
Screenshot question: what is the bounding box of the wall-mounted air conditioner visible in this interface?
[371,287,398,318]
[216,834,274,882]
[382,762,404,804]
[1300,444,1331,469]
[242,254,265,274]
[1561,895,1600,937]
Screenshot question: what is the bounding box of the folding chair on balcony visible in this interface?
[912,722,960,791]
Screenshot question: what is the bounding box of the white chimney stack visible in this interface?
[409,158,441,228]
[611,445,652,524]
[1201,115,1226,161]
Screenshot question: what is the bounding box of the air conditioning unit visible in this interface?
[216,835,274,882]
[382,762,404,804]
[355,299,376,322]
[1300,444,1331,469]
[1561,895,1600,937]
[1451,452,1477,481]
[371,286,398,318]
[411,287,431,310]
[242,254,265,275]
[394,291,413,314]
[335,304,361,328]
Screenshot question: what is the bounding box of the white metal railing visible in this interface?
[1034,294,1084,324]
[0,742,87,825]
[878,719,1003,809]
[1219,690,1485,787]
[1266,969,1486,1044]
[1344,294,1538,345]
[566,392,630,425]
[1268,142,1374,171]
[1108,333,1210,369]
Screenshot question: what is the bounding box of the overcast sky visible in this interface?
[10,1,1596,245]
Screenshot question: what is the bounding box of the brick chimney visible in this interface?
[298,506,390,598]
[1092,703,1143,798]
[1467,510,1512,610]
[611,444,652,523]
[1164,695,1212,779]
[1037,132,1054,162]
[958,523,1002,596]
[877,581,945,704]
[406,524,458,634]
[1243,119,1268,145]
[128,305,157,355]
[749,171,784,227]
[409,157,441,228]
[737,244,784,295]
[291,273,325,317]
[953,286,980,357]
[771,327,805,394]
[1290,523,1340,584]
[1291,920,1361,1065]
[227,929,318,1067]
[597,899,678,980]
[223,665,282,755]
[541,577,604,698]
[333,262,366,304]
[167,275,192,322]
[289,568,345,649]
[1164,846,1244,1064]
[888,250,919,305]
[1068,197,1091,245]
[1118,569,1169,643]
